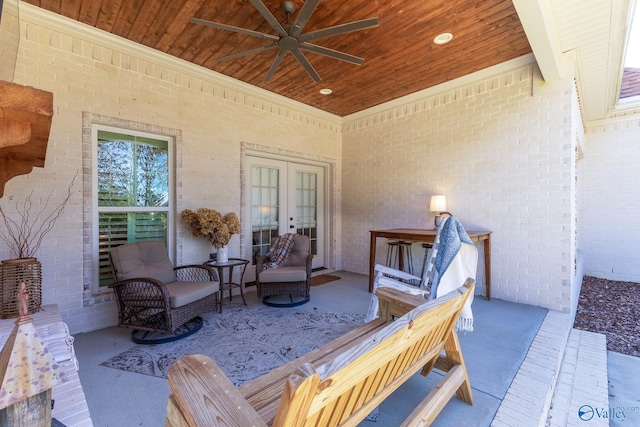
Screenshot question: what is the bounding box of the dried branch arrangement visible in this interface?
[0,176,76,259]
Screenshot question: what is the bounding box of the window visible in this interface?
[92,125,174,289]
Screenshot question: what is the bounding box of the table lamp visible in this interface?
[429,195,448,228]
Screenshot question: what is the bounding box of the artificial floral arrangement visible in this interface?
[181,208,241,249]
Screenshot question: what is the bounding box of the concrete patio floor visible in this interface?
[72,270,639,426]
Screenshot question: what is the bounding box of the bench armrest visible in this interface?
[167,354,267,427]
[375,287,429,320]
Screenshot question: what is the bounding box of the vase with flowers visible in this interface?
[181,208,241,263]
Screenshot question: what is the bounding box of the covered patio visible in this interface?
[70,271,625,426]
[0,0,639,425]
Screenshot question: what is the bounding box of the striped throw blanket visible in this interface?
[266,233,297,269]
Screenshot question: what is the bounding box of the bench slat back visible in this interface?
[272,279,474,427]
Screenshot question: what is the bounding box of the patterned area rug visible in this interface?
[101,303,364,385]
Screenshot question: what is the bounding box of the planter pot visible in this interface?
[0,257,42,318]
[217,246,229,263]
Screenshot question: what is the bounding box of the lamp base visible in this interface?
[434,212,452,229]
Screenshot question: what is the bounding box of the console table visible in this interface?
[369,228,492,299]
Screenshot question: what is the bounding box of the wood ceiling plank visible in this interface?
[139,0,188,48]
[37,0,61,14]
[155,0,208,53]
[77,0,105,27]
[174,1,256,63]
[126,0,163,44]
[110,0,146,39]
[94,0,124,34]
[59,0,82,19]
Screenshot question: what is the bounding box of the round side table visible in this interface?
[204,258,249,312]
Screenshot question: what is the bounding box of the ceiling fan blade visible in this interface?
[250,0,287,37]
[288,0,319,38]
[299,43,364,65]
[264,49,287,82]
[290,48,321,83]
[298,17,379,43]
[215,44,279,62]
[190,17,278,41]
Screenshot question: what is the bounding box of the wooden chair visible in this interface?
[108,241,219,343]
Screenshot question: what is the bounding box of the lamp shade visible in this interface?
[429,195,447,212]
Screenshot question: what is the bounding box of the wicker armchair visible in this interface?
[255,234,312,307]
[108,241,219,343]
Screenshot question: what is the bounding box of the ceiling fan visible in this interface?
[190,0,379,83]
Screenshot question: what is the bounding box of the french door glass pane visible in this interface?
[251,166,280,264]
[295,171,318,255]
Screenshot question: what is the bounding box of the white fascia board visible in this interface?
[512,0,569,82]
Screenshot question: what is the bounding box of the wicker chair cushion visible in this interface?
[258,265,308,283]
[110,241,177,284]
[283,235,310,266]
[164,281,219,308]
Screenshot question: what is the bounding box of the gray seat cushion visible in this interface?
[283,235,310,266]
[164,281,219,308]
[110,241,177,284]
[258,265,308,283]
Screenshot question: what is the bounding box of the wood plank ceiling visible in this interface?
[23,0,532,116]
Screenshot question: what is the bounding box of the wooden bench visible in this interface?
[165,278,475,427]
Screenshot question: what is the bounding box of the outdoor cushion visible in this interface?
[258,265,308,283]
[164,281,219,308]
[284,235,310,266]
[110,241,177,284]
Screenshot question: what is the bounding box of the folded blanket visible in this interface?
[431,217,478,332]
[266,233,297,269]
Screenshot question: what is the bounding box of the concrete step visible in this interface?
[547,328,609,427]
[491,310,573,427]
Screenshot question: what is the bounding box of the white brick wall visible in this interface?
[341,66,578,312]
[582,119,640,282]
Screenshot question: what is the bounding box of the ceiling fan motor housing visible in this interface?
[280,1,297,16]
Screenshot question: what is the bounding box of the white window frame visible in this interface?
[91,123,175,292]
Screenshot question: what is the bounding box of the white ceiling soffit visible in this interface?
[515,0,633,124]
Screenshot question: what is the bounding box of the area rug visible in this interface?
[101,303,364,385]
[310,274,341,286]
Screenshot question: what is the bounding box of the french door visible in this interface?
[244,156,326,282]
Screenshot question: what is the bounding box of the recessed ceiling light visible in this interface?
[319,88,332,95]
[434,33,453,45]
